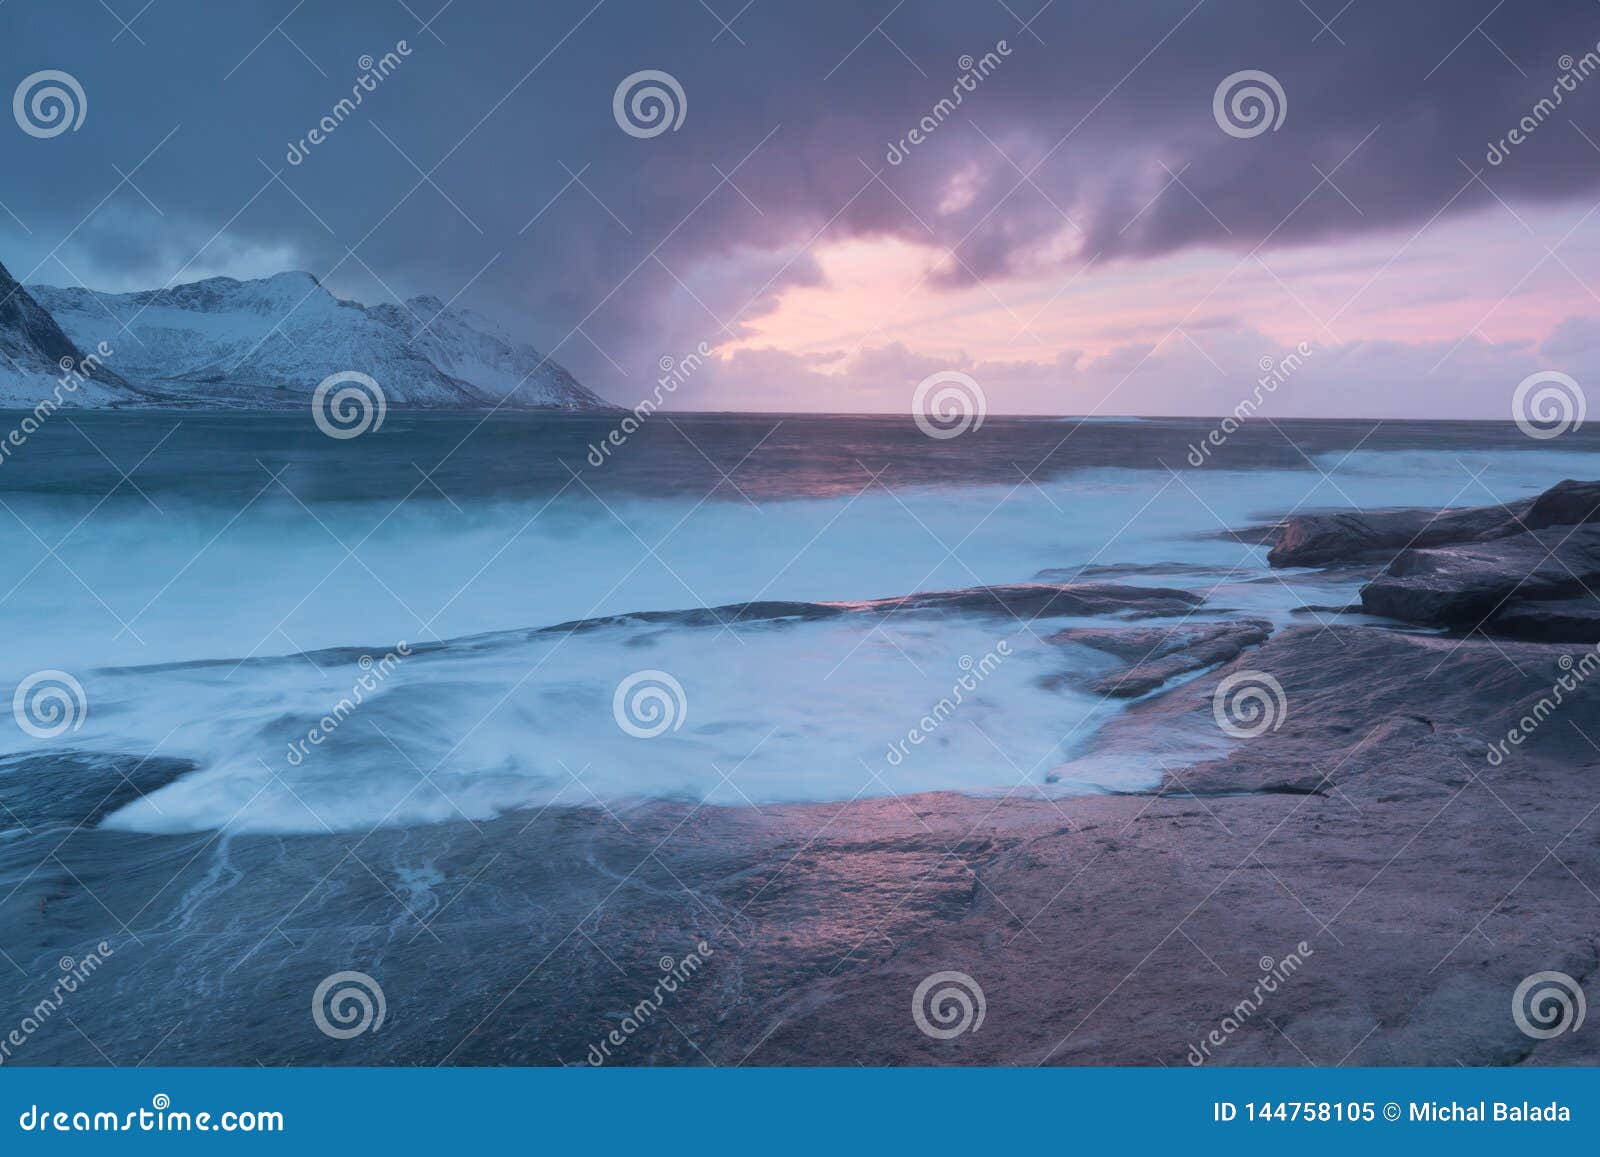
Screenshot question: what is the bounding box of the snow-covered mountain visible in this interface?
[0,259,144,407]
[25,271,614,410]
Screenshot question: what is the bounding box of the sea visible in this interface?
[1,410,1596,837]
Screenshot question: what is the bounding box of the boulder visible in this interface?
[1486,596,1600,643]
[1266,504,1518,568]
[1359,524,1600,628]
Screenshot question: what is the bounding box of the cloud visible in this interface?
[682,319,1588,421]
[2,0,1599,411]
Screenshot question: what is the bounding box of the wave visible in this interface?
[62,609,1159,835]
[3,437,1593,835]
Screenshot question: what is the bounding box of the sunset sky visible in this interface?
[6,0,1600,416]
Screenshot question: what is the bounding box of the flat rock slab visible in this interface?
[1265,479,1600,568]
[1046,618,1273,698]
[1360,523,1600,628]
[1487,596,1600,643]
[4,626,1598,1066]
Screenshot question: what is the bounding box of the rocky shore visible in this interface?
[3,481,1599,1066]
[1268,478,1600,641]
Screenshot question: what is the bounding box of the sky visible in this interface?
[5,0,1600,417]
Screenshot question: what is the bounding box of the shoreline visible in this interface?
[4,485,1600,1066]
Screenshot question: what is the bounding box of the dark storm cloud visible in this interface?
[2,0,1599,394]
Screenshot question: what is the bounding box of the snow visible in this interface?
[21,272,613,411]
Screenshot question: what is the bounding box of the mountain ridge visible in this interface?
[10,267,615,411]
[0,259,149,407]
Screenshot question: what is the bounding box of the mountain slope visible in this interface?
[0,260,141,407]
[370,296,604,411]
[27,272,614,410]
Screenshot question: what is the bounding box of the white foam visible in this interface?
[5,442,1591,833]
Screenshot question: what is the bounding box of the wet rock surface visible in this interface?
[1265,479,1600,568]
[1359,529,1600,628]
[4,624,1597,1067]
[6,486,1600,1067]
[1266,479,1600,642]
[1046,619,1272,697]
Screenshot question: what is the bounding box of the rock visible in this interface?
[1262,479,1600,569]
[563,582,1207,632]
[1251,479,1600,643]
[13,626,1600,1067]
[878,582,1203,621]
[1486,596,1600,643]
[1359,525,1600,628]
[1046,618,1272,697]
[1265,504,1519,568]
[1033,562,1222,582]
[1522,479,1600,531]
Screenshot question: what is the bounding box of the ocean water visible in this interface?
[2,410,1597,835]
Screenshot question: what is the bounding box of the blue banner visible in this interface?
[1,1068,1595,1152]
